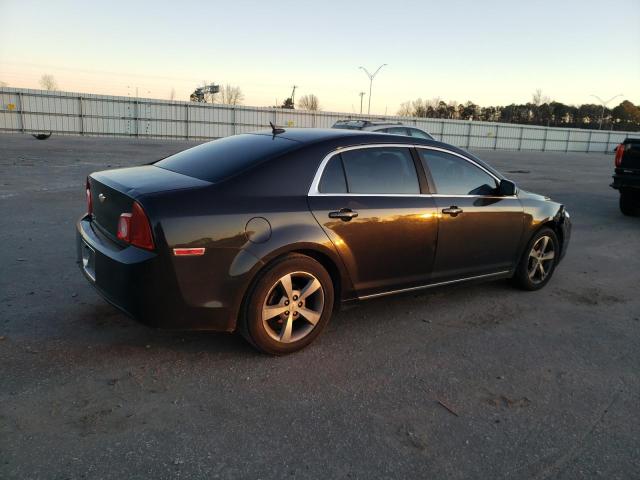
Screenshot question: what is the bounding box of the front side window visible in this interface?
[419,149,497,195]
[340,147,420,194]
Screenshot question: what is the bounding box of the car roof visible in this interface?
[251,127,404,143]
[250,127,442,149]
[249,128,503,179]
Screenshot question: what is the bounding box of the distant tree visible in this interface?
[298,94,320,111]
[220,84,244,105]
[0,80,7,87]
[397,101,412,116]
[412,98,427,117]
[460,101,479,120]
[532,89,543,107]
[612,101,640,130]
[396,96,639,131]
[481,106,500,122]
[39,74,58,91]
[538,103,553,126]
[447,101,459,119]
[281,97,294,109]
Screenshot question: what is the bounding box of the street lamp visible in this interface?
[358,91,366,114]
[590,94,623,130]
[359,64,387,115]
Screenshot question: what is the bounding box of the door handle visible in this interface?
[442,206,463,216]
[329,208,359,221]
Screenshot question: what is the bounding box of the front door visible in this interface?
[417,148,525,281]
[308,146,439,297]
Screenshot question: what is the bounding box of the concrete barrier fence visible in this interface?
[1,87,638,153]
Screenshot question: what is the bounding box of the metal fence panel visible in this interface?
[1,87,639,153]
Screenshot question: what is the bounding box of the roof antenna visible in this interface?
[269,121,285,135]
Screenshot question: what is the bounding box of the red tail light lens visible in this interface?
[615,144,624,168]
[117,202,155,250]
[86,178,93,216]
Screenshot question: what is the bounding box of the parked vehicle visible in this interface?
[77,128,571,354]
[611,139,640,216]
[332,119,434,140]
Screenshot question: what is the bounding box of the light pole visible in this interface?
[358,91,366,114]
[590,94,623,130]
[359,64,387,115]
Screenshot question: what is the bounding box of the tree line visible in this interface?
[397,91,640,132]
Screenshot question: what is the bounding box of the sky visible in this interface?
[1,0,639,114]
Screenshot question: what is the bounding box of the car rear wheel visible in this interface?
[239,254,334,355]
[513,227,559,291]
[620,191,640,216]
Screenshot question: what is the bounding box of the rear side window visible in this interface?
[340,147,420,194]
[319,155,347,193]
[155,134,298,183]
[419,149,497,195]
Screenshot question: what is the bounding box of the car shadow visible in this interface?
[72,278,518,357]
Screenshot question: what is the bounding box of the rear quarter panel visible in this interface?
[141,146,356,331]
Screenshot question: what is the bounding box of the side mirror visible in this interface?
[498,179,517,196]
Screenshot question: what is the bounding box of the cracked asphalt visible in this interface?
[1,134,638,479]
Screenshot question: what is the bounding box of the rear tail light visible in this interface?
[86,177,93,216]
[117,201,155,250]
[614,144,625,168]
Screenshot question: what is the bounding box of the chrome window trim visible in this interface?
[308,143,509,197]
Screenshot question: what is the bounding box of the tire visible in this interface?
[513,227,559,291]
[620,191,640,217]
[239,253,335,355]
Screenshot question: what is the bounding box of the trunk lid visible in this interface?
[88,165,210,237]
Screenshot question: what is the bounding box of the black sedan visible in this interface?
[77,128,571,354]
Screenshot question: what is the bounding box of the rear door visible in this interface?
[417,147,525,281]
[308,145,439,297]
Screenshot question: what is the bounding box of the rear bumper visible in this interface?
[611,172,640,191]
[76,215,236,331]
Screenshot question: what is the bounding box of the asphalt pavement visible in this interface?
[1,134,638,479]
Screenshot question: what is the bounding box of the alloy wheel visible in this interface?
[527,235,555,284]
[261,271,325,343]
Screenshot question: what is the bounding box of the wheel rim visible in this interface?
[527,235,555,284]
[262,271,325,344]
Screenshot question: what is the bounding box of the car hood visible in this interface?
[518,189,550,201]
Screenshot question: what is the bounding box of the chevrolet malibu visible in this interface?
[77,128,571,354]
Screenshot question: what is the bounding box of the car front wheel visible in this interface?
[239,254,334,355]
[513,227,559,291]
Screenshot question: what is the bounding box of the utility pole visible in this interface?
[358,92,366,114]
[291,85,298,107]
[590,94,623,130]
[359,64,387,115]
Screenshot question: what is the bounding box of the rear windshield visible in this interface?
[155,134,299,182]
